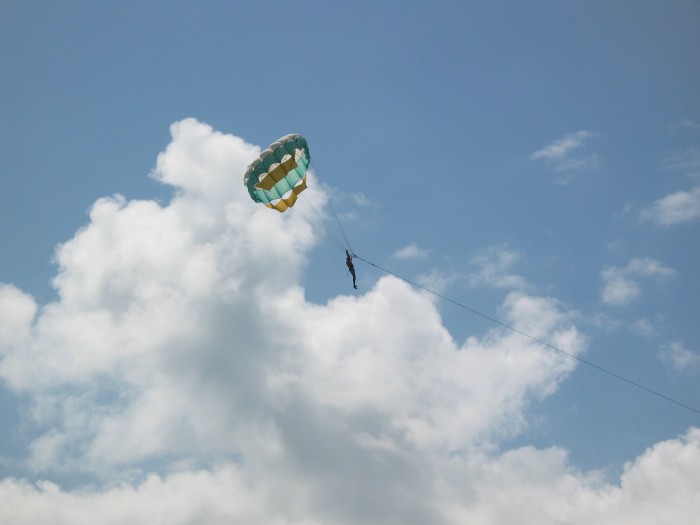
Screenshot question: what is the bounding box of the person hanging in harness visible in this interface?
[345,250,358,289]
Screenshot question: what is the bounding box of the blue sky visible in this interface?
[1,2,699,523]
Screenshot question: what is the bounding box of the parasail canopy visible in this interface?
[244,134,310,212]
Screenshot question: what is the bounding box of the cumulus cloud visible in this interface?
[600,258,676,306]
[2,430,699,525]
[0,284,36,348]
[531,130,600,181]
[0,119,697,523]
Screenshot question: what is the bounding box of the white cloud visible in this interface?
[640,145,700,226]
[442,428,700,525]
[0,284,36,348]
[601,258,676,306]
[150,118,261,201]
[0,119,697,523]
[467,245,529,290]
[531,130,600,180]
[392,243,431,260]
[2,429,699,525]
[640,185,700,226]
[0,466,266,525]
[660,342,700,372]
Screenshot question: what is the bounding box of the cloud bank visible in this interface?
[0,119,698,524]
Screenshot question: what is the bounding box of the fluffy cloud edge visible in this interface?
[1,427,698,525]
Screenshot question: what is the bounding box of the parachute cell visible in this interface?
[244,134,310,212]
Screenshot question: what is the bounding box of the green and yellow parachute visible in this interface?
[244,134,310,212]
